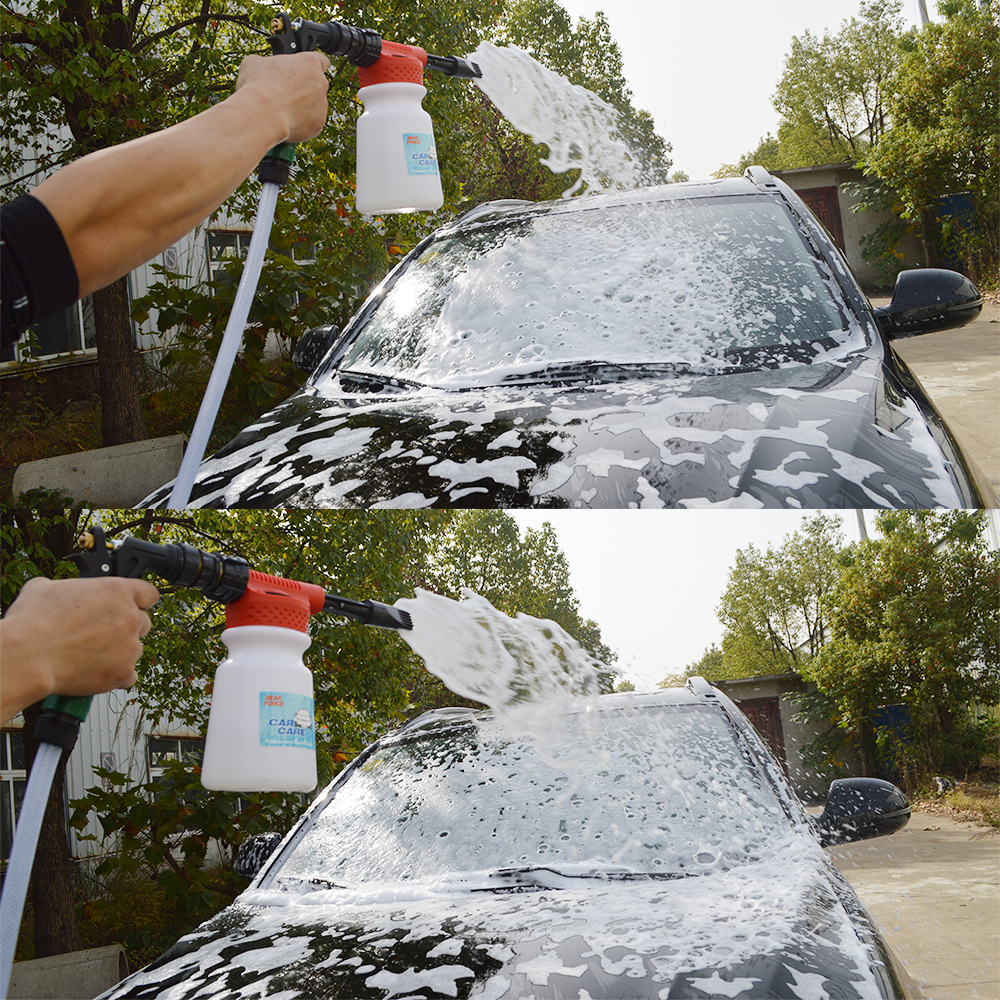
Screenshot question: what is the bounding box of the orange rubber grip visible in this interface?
[225,571,326,632]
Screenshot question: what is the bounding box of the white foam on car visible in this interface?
[469,42,641,195]
[336,199,853,390]
[393,588,601,755]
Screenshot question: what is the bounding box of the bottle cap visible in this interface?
[358,40,427,87]
[225,572,326,631]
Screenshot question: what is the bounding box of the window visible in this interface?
[0,296,97,364]
[207,231,253,279]
[1,730,27,861]
[147,737,204,781]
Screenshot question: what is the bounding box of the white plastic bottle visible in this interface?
[355,42,444,215]
[201,579,323,792]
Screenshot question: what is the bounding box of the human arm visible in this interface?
[0,576,160,724]
[30,51,330,299]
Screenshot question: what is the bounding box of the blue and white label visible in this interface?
[259,692,315,750]
[403,133,439,176]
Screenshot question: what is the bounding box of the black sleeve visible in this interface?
[1,194,80,350]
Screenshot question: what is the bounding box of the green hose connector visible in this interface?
[34,694,92,750]
[259,142,297,185]
[41,694,93,722]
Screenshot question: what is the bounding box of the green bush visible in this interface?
[69,759,305,927]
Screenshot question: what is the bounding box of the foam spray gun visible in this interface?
[263,13,482,212]
[0,526,412,996]
[168,14,482,509]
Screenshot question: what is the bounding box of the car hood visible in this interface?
[142,351,976,508]
[100,843,907,999]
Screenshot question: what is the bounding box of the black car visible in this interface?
[143,169,988,509]
[101,681,919,999]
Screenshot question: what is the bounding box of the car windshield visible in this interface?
[275,705,789,887]
[332,195,852,389]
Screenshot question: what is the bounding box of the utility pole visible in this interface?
[856,510,868,541]
[916,0,929,24]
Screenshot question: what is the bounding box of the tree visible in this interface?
[811,510,999,784]
[713,134,783,179]
[657,643,724,688]
[1,0,257,446]
[861,0,999,278]
[716,514,844,678]
[770,0,907,168]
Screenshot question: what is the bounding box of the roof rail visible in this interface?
[685,675,718,699]
[744,165,777,190]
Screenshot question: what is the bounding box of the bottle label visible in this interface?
[259,692,316,750]
[403,133,439,176]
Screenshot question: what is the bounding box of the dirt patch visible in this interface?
[911,781,999,829]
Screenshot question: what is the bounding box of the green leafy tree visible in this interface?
[3,507,615,956]
[1,0,266,446]
[862,0,999,279]
[716,514,844,678]
[657,643,725,689]
[68,758,303,931]
[811,510,999,784]
[770,0,907,168]
[713,134,783,179]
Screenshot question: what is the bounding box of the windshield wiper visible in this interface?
[336,369,426,393]
[472,865,697,891]
[495,359,772,386]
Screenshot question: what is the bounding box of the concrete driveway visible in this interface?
[828,810,1000,999]
[880,296,1000,497]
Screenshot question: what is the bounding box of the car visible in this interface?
[142,167,990,510]
[101,680,920,999]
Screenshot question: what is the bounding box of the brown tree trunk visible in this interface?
[857,718,880,778]
[93,276,147,447]
[20,703,83,959]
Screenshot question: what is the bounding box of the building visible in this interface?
[773,161,925,291]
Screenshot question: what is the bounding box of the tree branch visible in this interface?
[135,13,262,52]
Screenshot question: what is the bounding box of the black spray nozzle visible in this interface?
[425,53,482,79]
[323,594,413,630]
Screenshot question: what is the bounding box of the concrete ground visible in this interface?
[880,296,1000,498]
[828,810,1000,999]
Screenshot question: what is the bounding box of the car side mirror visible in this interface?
[873,268,982,338]
[811,777,911,847]
[292,325,339,372]
[234,831,284,880]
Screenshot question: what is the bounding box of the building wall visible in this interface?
[3,696,205,860]
[717,674,862,804]
[774,163,925,292]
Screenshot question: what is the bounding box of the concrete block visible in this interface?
[13,435,186,508]
[7,943,129,999]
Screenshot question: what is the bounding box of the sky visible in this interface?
[553,0,927,180]
[508,510,870,692]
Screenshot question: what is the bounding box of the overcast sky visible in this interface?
[508,510,869,691]
[552,0,926,179]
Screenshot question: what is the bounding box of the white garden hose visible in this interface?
[167,180,281,509]
[0,741,63,997]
